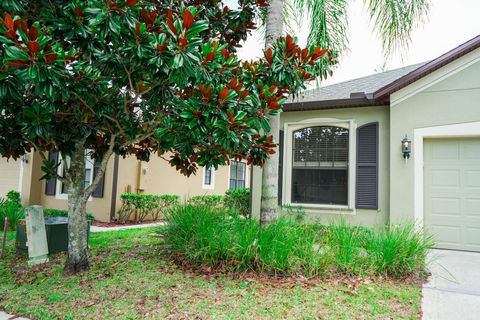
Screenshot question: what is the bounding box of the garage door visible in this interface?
[424,138,480,252]
[0,159,21,198]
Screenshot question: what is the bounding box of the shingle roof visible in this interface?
[291,62,426,103]
[284,34,480,111]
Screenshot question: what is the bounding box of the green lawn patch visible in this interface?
[0,227,422,319]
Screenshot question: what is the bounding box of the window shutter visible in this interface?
[356,123,379,209]
[92,162,105,198]
[278,130,284,205]
[45,151,58,195]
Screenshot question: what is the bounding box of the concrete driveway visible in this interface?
[422,249,480,319]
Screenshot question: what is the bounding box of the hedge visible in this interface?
[118,193,180,223]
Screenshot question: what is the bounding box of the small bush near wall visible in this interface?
[118,193,179,223]
[187,195,224,210]
[164,205,434,279]
[224,189,250,217]
[43,208,95,222]
[0,190,23,230]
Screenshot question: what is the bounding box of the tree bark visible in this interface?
[63,145,90,275]
[260,0,284,225]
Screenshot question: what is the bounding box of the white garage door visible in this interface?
[0,159,21,198]
[424,138,480,252]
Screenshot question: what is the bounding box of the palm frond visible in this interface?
[367,0,430,57]
[293,0,349,54]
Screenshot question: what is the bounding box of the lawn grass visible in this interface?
[0,228,421,319]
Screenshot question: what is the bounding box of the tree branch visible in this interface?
[84,134,117,197]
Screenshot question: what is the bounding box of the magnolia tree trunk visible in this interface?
[260,0,284,225]
[63,145,90,274]
[63,140,113,275]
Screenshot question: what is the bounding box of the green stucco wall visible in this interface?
[390,54,480,223]
[251,105,390,227]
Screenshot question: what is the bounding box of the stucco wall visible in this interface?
[390,50,480,224]
[0,158,21,198]
[111,154,248,221]
[252,105,390,227]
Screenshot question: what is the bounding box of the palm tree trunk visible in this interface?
[260,0,284,225]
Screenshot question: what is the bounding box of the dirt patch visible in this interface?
[91,219,162,228]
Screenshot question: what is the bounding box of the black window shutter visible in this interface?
[356,123,379,209]
[45,151,58,195]
[92,162,105,198]
[278,130,284,205]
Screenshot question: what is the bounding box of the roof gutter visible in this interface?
[283,92,382,112]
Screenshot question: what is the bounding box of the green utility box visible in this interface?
[16,218,91,254]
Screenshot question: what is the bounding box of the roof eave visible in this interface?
[373,35,480,100]
[283,96,385,112]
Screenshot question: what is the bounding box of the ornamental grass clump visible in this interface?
[164,205,433,279]
[364,223,434,278]
[0,190,24,231]
[163,204,330,277]
[324,219,434,278]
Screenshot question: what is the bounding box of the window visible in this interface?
[56,150,95,198]
[291,126,349,205]
[202,167,215,189]
[229,161,246,189]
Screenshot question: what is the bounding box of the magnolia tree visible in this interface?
[0,0,331,274]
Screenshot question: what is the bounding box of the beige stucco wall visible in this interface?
[252,105,390,227]
[23,151,246,222]
[0,158,21,198]
[390,50,480,224]
[111,154,249,221]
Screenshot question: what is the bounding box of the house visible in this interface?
[0,153,250,222]
[251,35,480,252]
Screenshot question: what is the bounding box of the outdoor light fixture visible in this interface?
[402,135,412,160]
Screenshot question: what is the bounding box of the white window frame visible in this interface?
[55,151,95,200]
[228,160,248,189]
[202,167,215,190]
[283,118,357,211]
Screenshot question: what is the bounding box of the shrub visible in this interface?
[43,208,95,222]
[0,197,24,231]
[187,195,224,209]
[224,189,250,217]
[118,193,179,223]
[163,204,330,277]
[5,190,21,206]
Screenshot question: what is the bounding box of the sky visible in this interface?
[234,0,480,86]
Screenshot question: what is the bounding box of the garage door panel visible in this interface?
[430,140,460,159]
[465,227,480,249]
[465,170,480,188]
[465,198,480,217]
[430,225,462,246]
[424,138,480,252]
[431,169,460,187]
[463,140,480,159]
[431,197,461,215]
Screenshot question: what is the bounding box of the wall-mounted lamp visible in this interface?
[402,135,412,160]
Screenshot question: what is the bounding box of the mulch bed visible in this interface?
[91,219,162,228]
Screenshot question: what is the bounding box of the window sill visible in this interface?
[285,203,356,215]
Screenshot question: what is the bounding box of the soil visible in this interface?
[91,219,162,228]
